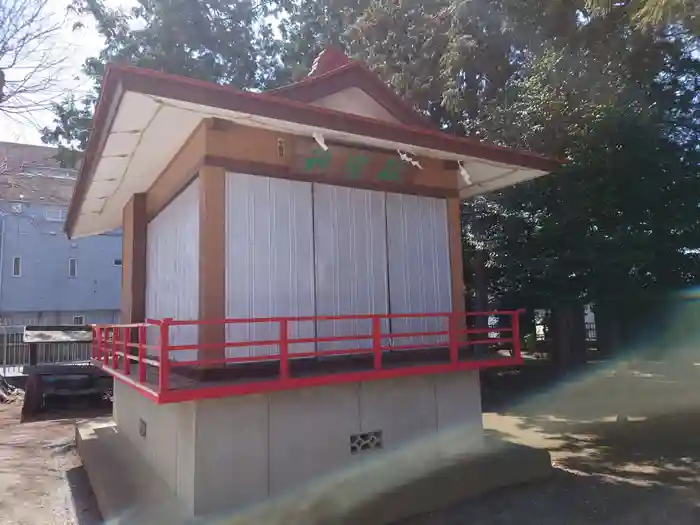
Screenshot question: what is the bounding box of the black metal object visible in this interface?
[24,324,93,343]
[20,325,112,421]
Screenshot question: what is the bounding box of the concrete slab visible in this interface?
[75,418,191,525]
[77,417,552,525]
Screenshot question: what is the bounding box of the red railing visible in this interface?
[92,310,524,404]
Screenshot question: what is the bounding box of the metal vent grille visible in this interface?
[350,430,383,454]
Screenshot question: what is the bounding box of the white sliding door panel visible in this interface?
[313,184,390,353]
[386,193,452,348]
[146,179,200,362]
[225,173,316,358]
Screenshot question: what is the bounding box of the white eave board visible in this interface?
[71,90,549,238]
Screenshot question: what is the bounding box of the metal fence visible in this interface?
[0,326,92,375]
[585,322,597,342]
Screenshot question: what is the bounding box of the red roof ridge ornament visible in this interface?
[308,48,351,77]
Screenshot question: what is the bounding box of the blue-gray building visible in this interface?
[0,142,122,326]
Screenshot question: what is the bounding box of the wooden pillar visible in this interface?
[198,165,226,363]
[121,193,147,324]
[447,196,466,343]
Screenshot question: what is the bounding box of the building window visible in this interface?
[68,257,77,278]
[12,257,21,277]
[73,315,85,325]
[113,258,122,266]
[45,208,67,222]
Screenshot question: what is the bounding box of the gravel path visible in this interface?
[0,404,101,525]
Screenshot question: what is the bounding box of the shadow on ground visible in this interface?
[487,412,700,487]
[484,356,700,482]
[397,357,700,524]
[398,458,700,525]
[66,465,104,525]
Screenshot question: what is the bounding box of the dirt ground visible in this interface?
[0,404,101,525]
[400,358,700,524]
[3,357,700,524]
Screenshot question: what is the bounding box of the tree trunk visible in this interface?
[550,302,587,374]
[594,298,621,357]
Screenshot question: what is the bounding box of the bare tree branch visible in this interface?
[0,0,72,118]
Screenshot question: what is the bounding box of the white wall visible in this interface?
[145,179,200,361]
[313,184,389,352]
[386,194,452,348]
[225,173,316,358]
[223,174,452,356]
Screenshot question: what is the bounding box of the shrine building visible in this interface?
[70,49,558,523]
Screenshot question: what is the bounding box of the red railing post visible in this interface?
[123,327,131,375]
[279,319,289,380]
[111,327,119,369]
[159,318,172,393]
[102,328,109,365]
[138,324,147,383]
[448,313,459,364]
[372,316,382,370]
[512,310,522,360]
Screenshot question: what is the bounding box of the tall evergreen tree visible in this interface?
[587,0,698,33]
[41,0,278,165]
[42,0,700,358]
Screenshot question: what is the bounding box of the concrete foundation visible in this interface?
[76,418,190,524]
[77,416,552,524]
[78,372,552,522]
[112,371,485,514]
